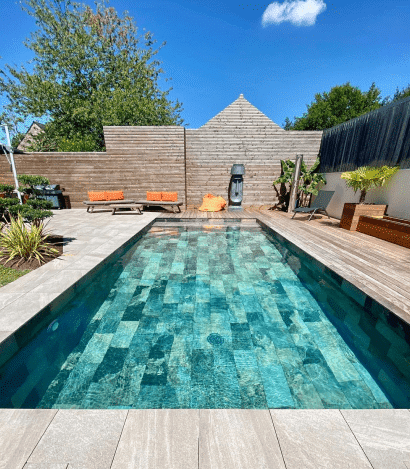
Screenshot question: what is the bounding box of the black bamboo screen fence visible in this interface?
[318,96,410,173]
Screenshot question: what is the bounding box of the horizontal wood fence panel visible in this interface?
[0,97,323,208]
[185,96,322,205]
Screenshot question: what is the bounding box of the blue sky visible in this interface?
[0,0,409,132]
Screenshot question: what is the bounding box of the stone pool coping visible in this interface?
[2,408,410,468]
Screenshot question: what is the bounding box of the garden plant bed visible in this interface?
[356,215,410,249]
[0,234,63,278]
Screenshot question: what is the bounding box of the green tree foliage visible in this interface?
[382,84,410,105]
[11,132,26,148]
[0,0,183,150]
[284,83,382,130]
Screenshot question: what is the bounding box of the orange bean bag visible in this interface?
[198,193,227,212]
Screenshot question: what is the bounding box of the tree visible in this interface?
[284,83,382,131]
[382,84,410,105]
[0,0,183,151]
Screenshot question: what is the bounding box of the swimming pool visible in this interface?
[1,220,409,408]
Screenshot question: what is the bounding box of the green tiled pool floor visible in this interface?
[35,223,393,409]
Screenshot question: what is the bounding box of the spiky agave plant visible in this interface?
[341,165,399,204]
[0,214,58,266]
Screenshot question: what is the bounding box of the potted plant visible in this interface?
[272,156,326,211]
[339,165,399,231]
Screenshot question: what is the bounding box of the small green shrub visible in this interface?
[26,199,53,210]
[17,174,50,189]
[0,198,20,222]
[8,205,53,225]
[0,184,15,197]
[0,214,58,266]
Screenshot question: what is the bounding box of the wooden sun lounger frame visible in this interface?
[135,200,183,213]
[83,199,136,213]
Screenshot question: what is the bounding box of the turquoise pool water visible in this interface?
[1,220,409,409]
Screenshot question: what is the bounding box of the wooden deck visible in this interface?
[161,207,410,323]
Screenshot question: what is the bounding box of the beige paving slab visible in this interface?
[0,292,25,309]
[24,465,68,468]
[0,409,57,469]
[0,292,63,332]
[111,409,199,469]
[27,410,127,469]
[342,409,410,469]
[270,409,372,469]
[29,270,89,294]
[200,409,286,469]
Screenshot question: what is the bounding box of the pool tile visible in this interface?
[134,385,164,408]
[78,333,113,365]
[1,222,405,410]
[214,365,242,408]
[54,362,100,406]
[320,346,361,383]
[191,349,214,386]
[92,347,128,383]
[304,362,351,409]
[339,380,379,409]
[259,364,295,408]
[110,322,139,349]
[191,384,215,408]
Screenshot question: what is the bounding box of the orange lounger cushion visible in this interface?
[198,193,227,212]
[161,191,178,202]
[106,190,124,201]
[88,191,107,201]
[147,191,162,201]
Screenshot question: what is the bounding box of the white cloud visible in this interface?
[262,0,327,27]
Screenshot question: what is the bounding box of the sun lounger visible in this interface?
[291,190,335,221]
[83,199,136,213]
[135,200,183,213]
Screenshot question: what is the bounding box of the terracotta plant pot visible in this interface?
[339,203,388,231]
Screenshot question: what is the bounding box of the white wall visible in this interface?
[318,169,410,220]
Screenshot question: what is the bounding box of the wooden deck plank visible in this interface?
[261,212,410,295]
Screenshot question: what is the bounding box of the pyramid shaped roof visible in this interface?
[201,94,283,131]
